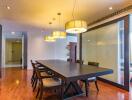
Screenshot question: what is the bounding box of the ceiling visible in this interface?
[0,0,131,30]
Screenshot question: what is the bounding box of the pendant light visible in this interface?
[65,0,87,34]
[52,13,66,39]
[44,35,56,42]
[44,22,56,42]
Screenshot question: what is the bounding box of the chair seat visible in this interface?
[38,66,45,69]
[42,78,61,87]
[88,77,96,81]
[40,72,48,76]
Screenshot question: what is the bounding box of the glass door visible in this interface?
[82,20,124,86]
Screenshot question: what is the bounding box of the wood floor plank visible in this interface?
[0,67,131,100]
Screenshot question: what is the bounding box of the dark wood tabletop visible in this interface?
[36,60,113,82]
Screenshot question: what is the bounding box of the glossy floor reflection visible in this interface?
[0,68,131,100]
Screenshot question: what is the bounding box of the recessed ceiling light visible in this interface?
[7,6,11,10]
[11,32,15,35]
[109,7,113,10]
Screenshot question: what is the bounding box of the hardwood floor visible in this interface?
[0,67,131,100]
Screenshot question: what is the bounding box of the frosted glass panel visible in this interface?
[82,21,124,85]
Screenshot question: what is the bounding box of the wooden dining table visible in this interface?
[36,60,113,99]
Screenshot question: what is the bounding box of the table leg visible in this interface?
[64,81,83,99]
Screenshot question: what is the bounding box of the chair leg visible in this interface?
[95,81,99,92]
[31,70,35,83]
[85,80,89,96]
[33,79,38,91]
[32,73,37,87]
[39,88,43,100]
[32,79,35,87]
[32,77,36,87]
[36,87,40,98]
[60,87,64,100]
[31,76,33,84]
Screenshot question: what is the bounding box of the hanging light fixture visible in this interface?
[65,0,87,34]
[52,31,66,38]
[65,20,87,34]
[52,13,66,39]
[44,22,56,42]
[44,35,56,42]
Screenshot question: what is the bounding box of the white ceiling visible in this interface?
[0,0,131,30]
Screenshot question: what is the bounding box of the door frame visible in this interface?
[0,25,2,78]
[2,32,27,69]
[22,32,28,69]
[3,37,24,68]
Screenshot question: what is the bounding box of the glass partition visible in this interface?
[82,20,125,85]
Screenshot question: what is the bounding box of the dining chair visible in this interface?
[67,58,72,62]
[34,66,63,100]
[76,60,83,64]
[83,61,99,96]
[88,62,99,66]
[31,60,50,91]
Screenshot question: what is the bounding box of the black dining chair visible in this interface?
[83,61,99,96]
[88,62,99,67]
[31,60,50,91]
[34,65,63,100]
[67,58,72,62]
[76,60,83,64]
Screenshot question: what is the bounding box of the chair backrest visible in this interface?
[35,67,42,79]
[31,60,44,85]
[31,60,41,68]
[67,58,72,62]
[31,60,36,69]
[88,62,99,67]
[76,60,83,64]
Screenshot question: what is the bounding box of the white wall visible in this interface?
[0,20,77,69]
[27,31,77,69]
[27,31,56,68]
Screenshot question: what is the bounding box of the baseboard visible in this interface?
[97,77,129,91]
[4,65,22,67]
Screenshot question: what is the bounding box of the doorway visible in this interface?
[5,39,22,67]
[2,32,27,69]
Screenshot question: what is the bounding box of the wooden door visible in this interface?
[12,42,22,64]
